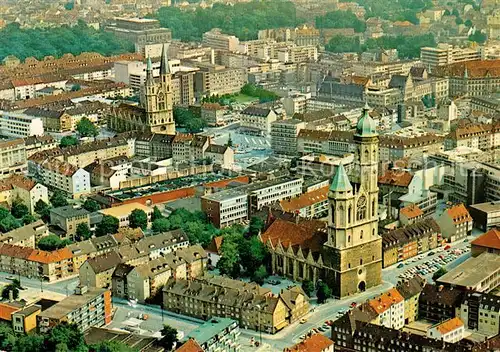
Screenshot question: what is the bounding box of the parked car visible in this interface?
[397,263,404,268]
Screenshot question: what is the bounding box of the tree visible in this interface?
[239,236,268,276]
[455,17,463,25]
[217,240,241,278]
[152,218,171,233]
[76,223,92,241]
[34,199,50,222]
[22,214,36,225]
[159,325,178,351]
[0,323,16,351]
[469,31,487,44]
[50,191,69,208]
[325,35,361,53]
[0,215,20,233]
[71,84,81,91]
[464,19,472,27]
[252,265,269,285]
[432,267,448,281]
[95,215,119,237]
[315,10,366,32]
[152,206,163,221]
[90,340,137,352]
[129,209,148,229]
[12,334,44,352]
[301,280,315,297]
[46,323,87,352]
[248,216,264,236]
[38,235,68,251]
[83,199,100,212]
[60,136,78,148]
[11,200,29,219]
[1,283,19,300]
[316,281,331,304]
[76,117,99,138]
[64,2,74,10]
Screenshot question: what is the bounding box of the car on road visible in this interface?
[300,318,307,324]
[350,302,357,308]
[318,326,326,332]
[444,245,451,250]
[397,263,404,268]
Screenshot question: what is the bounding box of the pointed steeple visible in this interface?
[330,163,352,192]
[145,56,154,85]
[355,102,377,137]
[160,44,170,75]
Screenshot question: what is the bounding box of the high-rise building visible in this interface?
[322,104,382,298]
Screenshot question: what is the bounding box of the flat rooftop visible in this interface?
[99,202,151,218]
[437,252,500,289]
[106,173,231,201]
[186,317,237,345]
[38,288,106,320]
[470,201,500,213]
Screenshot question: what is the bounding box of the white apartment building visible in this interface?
[28,158,91,198]
[457,291,500,337]
[202,29,240,52]
[0,112,44,138]
[0,139,27,179]
[421,44,482,72]
[277,45,317,63]
[201,189,248,228]
[368,288,405,329]
[283,94,309,116]
[114,59,184,91]
[240,106,277,134]
[427,317,464,343]
[270,119,306,156]
[247,177,303,211]
[99,202,152,228]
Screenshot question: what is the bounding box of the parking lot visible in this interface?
[397,243,470,282]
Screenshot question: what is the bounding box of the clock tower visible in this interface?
[322,104,382,298]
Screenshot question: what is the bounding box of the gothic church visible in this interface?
[261,105,382,298]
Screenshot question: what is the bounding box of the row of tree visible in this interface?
[325,33,436,58]
[240,83,279,103]
[173,107,207,133]
[0,21,133,62]
[315,10,366,33]
[0,322,136,352]
[154,1,300,41]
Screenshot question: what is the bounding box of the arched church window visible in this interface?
[348,205,352,224]
[372,199,376,217]
[372,229,375,237]
[360,230,363,240]
[357,196,366,221]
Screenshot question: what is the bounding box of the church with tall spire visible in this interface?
[109,44,175,135]
[261,104,382,298]
[321,103,382,297]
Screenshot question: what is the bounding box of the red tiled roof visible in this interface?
[280,186,328,213]
[206,236,223,254]
[446,204,472,224]
[27,247,72,264]
[437,59,500,79]
[0,244,34,259]
[378,170,413,187]
[471,228,500,250]
[368,288,404,314]
[400,204,423,219]
[261,218,327,253]
[175,339,204,352]
[284,333,334,352]
[435,317,463,335]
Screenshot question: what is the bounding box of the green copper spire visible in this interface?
[355,102,377,137]
[330,163,352,192]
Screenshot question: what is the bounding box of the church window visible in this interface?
[372,200,375,217]
[372,229,375,237]
[348,206,352,223]
[348,263,351,269]
[331,204,335,224]
[357,196,366,221]
[347,235,351,243]
[360,230,363,239]
[360,259,363,265]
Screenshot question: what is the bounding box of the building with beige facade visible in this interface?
[163,275,308,333]
[194,64,247,97]
[99,203,153,229]
[0,139,27,179]
[271,119,306,156]
[421,44,482,72]
[0,174,48,214]
[240,106,277,134]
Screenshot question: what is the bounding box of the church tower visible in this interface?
[322,104,382,298]
[143,44,175,135]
